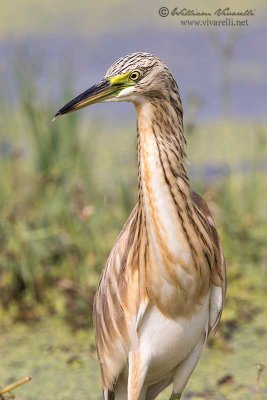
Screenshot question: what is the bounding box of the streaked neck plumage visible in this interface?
[134,95,214,316]
[136,95,189,200]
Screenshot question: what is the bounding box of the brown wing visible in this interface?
[191,191,227,332]
[93,204,143,390]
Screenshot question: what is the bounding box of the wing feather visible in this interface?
[93,204,142,389]
[191,191,226,333]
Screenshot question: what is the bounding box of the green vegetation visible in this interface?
[0,316,266,400]
[0,65,267,399]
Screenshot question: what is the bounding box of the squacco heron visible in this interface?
[55,52,226,400]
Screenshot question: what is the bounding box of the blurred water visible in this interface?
[189,159,267,182]
[1,23,267,121]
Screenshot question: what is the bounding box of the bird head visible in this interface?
[54,52,176,118]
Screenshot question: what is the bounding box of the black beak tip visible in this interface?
[52,111,61,122]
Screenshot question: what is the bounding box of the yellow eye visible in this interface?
[129,71,141,82]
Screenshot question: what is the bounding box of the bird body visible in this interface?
[55,52,226,400]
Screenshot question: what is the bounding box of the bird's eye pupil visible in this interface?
[130,71,140,81]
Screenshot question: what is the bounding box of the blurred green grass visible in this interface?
[0,63,267,399]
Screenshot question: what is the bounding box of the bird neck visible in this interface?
[135,96,198,262]
[136,97,190,211]
[132,96,214,316]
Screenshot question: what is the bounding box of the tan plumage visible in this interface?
[56,52,226,400]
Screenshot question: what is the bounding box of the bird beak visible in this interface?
[54,73,129,118]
